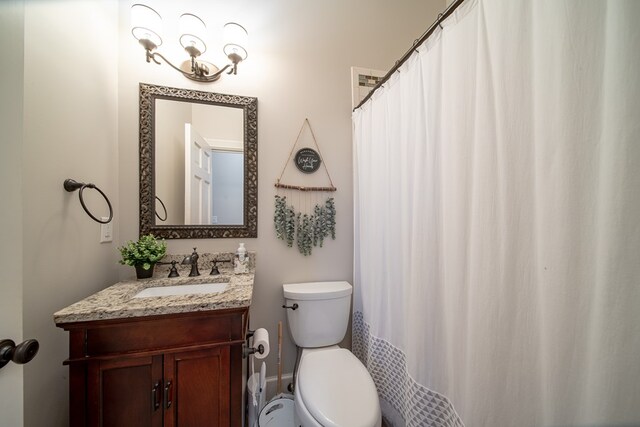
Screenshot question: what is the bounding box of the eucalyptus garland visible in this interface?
[325,197,336,239]
[285,204,296,247]
[274,195,287,240]
[297,214,314,256]
[313,204,326,247]
[274,195,297,247]
[274,195,336,255]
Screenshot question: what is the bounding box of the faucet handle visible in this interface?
[157,260,180,278]
[210,260,220,276]
[168,261,179,277]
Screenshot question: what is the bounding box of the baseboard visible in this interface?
[264,373,294,401]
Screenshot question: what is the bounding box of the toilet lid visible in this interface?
[298,349,379,427]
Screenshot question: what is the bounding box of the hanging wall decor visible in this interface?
[294,148,322,173]
[274,119,336,256]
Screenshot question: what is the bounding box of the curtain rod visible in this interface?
[353,0,467,112]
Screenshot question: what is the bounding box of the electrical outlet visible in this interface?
[212,216,218,224]
[100,217,113,243]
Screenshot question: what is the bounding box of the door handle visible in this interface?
[164,380,173,409]
[151,381,161,411]
[0,339,39,369]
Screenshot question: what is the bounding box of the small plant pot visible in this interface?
[135,263,155,280]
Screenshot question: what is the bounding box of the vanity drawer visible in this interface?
[67,309,247,358]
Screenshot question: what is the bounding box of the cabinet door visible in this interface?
[163,347,231,427]
[88,355,163,427]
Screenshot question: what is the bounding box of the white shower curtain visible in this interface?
[352,1,640,426]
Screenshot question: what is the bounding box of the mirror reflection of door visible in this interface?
[184,125,244,225]
[155,99,244,226]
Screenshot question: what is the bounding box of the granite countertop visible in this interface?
[54,252,254,325]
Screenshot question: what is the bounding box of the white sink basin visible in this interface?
[133,282,228,298]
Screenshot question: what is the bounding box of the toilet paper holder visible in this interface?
[243,329,266,359]
[243,343,265,359]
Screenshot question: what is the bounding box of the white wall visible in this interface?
[21,1,120,426]
[192,103,244,145]
[0,1,25,425]
[118,0,445,379]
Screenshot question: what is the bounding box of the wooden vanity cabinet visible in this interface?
[58,307,248,427]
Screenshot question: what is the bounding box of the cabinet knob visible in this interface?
[0,339,39,369]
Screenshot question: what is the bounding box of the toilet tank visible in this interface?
[283,281,352,348]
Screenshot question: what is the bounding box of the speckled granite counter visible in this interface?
[54,252,254,325]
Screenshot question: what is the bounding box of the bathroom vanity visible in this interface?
[54,269,253,427]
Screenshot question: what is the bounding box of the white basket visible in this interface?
[259,394,295,426]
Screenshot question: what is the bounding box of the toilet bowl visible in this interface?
[295,347,381,427]
[283,281,381,427]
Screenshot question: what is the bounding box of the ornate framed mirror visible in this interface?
[139,83,258,238]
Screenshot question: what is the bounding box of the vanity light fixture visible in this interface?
[131,4,248,83]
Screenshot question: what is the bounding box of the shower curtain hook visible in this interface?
[438,13,444,29]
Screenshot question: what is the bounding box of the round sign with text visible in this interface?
[294,148,322,174]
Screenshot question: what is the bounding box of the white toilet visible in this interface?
[283,281,381,427]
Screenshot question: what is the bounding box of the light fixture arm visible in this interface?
[144,49,235,83]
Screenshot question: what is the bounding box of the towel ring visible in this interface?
[63,179,113,224]
[155,196,167,222]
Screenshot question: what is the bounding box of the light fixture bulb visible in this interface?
[223,22,248,61]
[179,13,207,56]
[131,4,163,48]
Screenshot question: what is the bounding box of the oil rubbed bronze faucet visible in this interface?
[181,248,200,277]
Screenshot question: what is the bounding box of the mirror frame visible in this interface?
[139,83,258,239]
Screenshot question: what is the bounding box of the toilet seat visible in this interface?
[297,348,380,427]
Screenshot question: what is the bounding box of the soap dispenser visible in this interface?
[234,243,248,274]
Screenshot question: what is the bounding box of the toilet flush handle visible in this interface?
[282,303,298,311]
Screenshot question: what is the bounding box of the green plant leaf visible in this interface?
[117,234,167,267]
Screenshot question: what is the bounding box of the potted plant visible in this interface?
[118,234,167,279]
